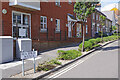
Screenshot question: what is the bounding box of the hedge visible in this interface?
[79,35,119,52]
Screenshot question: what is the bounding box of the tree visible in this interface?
[74,1,99,52]
[112,26,117,32]
[100,15,106,42]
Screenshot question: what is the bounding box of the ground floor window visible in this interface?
[56,19,60,31]
[76,23,82,38]
[40,16,47,31]
[12,11,31,39]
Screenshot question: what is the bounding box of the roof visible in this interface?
[67,13,76,20]
[67,13,77,22]
[106,18,112,22]
[95,9,106,17]
[102,11,115,21]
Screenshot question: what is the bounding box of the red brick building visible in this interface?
[91,9,106,37]
[0,1,92,56]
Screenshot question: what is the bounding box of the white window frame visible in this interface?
[56,19,60,31]
[55,0,60,6]
[86,25,88,34]
[40,16,47,31]
[96,14,98,20]
[12,11,31,39]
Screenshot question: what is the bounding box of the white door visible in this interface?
[68,22,72,38]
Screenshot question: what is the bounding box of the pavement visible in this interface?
[0,43,79,78]
[45,40,119,79]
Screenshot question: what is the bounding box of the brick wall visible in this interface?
[1,2,93,51]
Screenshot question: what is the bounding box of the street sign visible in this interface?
[21,49,37,76]
[21,51,37,60]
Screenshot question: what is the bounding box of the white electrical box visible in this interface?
[16,38,32,59]
[0,36,13,63]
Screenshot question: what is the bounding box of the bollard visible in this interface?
[21,50,25,76]
[33,49,36,73]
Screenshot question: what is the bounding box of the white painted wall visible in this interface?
[9,0,40,10]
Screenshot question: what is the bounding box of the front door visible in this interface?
[12,11,31,59]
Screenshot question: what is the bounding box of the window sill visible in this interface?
[40,30,47,33]
[56,5,61,7]
[76,36,82,38]
[55,30,60,33]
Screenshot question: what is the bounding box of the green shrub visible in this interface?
[36,59,61,71]
[78,35,118,52]
[79,41,93,51]
[58,50,82,60]
[36,64,56,71]
[96,38,102,43]
[93,44,100,48]
[118,36,120,39]
[88,39,97,45]
[103,37,109,42]
[51,59,61,65]
[113,33,118,35]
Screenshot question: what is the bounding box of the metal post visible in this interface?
[22,50,25,76]
[22,59,24,76]
[33,49,36,73]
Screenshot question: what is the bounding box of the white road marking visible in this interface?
[46,50,100,80]
[0,61,26,70]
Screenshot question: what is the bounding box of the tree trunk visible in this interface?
[82,22,85,52]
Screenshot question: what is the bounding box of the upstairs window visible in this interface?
[23,14,29,25]
[56,19,60,31]
[13,13,21,25]
[55,0,60,6]
[40,16,47,31]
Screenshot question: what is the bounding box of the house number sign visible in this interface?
[2,9,7,14]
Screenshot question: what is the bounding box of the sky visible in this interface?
[101,0,120,11]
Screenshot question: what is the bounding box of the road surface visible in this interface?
[45,40,119,79]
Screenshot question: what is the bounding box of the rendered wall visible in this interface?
[0,36,13,63]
